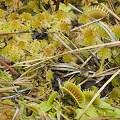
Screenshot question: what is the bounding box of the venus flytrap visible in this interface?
[18,7,34,14]
[60,82,99,118]
[65,106,77,116]
[68,3,117,42]
[27,102,41,115]
[83,90,100,105]
[74,109,88,119]
[47,91,57,106]
[60,82,85,108]
[27,92,57,115]
[39,92,57,112]
[60,82,120,119]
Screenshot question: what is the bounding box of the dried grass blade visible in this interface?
[18,41,120,78]
[0,106,12,110]
[0,86,20,92]
[52,32,85,63]
[12,105,24,120]
[101,3,120,22]
[0,80,31,85]
[70,17,106,32]
[50,63,77,69]
[15,41,120,68]
[52,105,69,120]
[15,73,37,81]
[50,67,77,71]
[84,117,120,120]
[61,71,81,78]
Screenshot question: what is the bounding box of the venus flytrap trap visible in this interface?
[65,106,77,116]
[60,82,120,119]
[47,91,57,106]
[60,82,85,107]
[27,102,41,115]
[83,90,100,105]
[83,5,109,23]
[18,7,34,14]
[60,82,99,118]
[27,92,57,116]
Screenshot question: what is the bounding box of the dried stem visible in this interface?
[0,86,20,92]
[107,0,119,25]
[55,0,60,11]
[15,41,120,76]
[101,3,120,22]
[52,105,69,120]
[0,30,30,35]
[52,32,85,63]
[12,105,24,120]
[0,59,20,76]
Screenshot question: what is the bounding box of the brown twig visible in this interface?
[111,104,120,109]
[0,59,20,76]
[55,0,60,11]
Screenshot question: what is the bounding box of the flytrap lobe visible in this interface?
[60,82,85,107]
[84,5,109,22]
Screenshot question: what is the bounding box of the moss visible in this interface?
[20,12,33,24]
[97,48,111,60]
[104,99,114,105]
[111,76,120,87]
[54,22,71,34]
[3,109,15,120]
[9,20,22,31]
[46,69,53,81]
[82,28,101,46]
[44,48,53,56]
[111,25,120,39]
[116,5,120,15]
[0,9,6,18]
[7,12,19,21]
[109,87,120,103]
[78,14,91,24]
[63,54,72,63]
[0,113,7,120]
